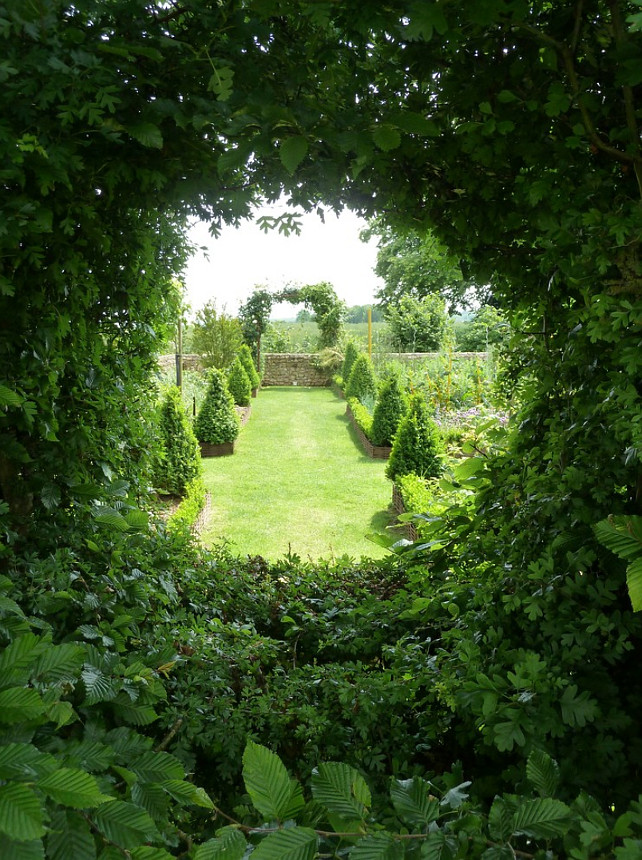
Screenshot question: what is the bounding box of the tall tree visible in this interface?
[362,219,474,312]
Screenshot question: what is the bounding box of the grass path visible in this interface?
[200,387,394,560]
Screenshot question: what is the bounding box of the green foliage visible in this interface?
[455,306,510,352]
[238,343,261,388]
[347,397,373,440]
[153,387,201,496]
[362,219,472,312]
[276,283,346,348]
[202,741,642,859]
[194,369,240,445]
[341,341,359,385]
[385,294,448,353]
[371,376,407,447]
[168,476,206,534]
[595,515,642,611]
[227,358,252,407]
[345,305,384,324]
[238,289,274,368]
[192,301,244,369]
[345,354,377,403]
[386,395,443,482]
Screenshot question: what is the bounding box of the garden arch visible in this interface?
[238,282,345,367]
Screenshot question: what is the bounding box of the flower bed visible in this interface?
[345,402,392,459]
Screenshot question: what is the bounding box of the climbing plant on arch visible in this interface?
[239,283,345,364]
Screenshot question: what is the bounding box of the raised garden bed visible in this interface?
[199,441,234,457]
[391,483,418,542]
[345,403,392,459]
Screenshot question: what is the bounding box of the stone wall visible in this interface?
[262,353,331,387]
[158,354,204,373]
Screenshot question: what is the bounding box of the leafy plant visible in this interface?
[341,341,359,386]
[194,369,240,445]
[238,342,261,389]
[385,294,449,353]
[153,386,201,496]
[345,353,377,403]
[347,396,373,440]
[192,300,244,369]
[227,357,252,406]
[386,394,443,482]
[371,375,407,447]
[201,740,642,859]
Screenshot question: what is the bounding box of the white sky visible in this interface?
[182,203,383,319]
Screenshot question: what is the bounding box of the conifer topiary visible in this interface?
[371,375,407,447]
[345,353,377,403]
[194,368,240,445]
[386,393,443,482]
[238,343,261,389]
[154,387,201,495]
[227,358,252,406]
[342,341,359,386]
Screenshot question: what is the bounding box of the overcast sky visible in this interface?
[182,203,383,319]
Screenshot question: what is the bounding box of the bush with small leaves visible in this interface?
[347,397,373,440]
[345,353,377,403]
[194,369,240,444]
[238,343,261,389]
[371,375,407,447]
[227,358,252,406]
[386,393,443,482]
[154,386,201,495]
[341,341,359,386]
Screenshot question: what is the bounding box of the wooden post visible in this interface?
[175,317,183,391]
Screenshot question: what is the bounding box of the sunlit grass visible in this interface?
[199,387,394,561]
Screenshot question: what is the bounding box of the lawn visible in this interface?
[199,387,395,560]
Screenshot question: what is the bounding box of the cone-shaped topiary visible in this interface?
[342,341,359,386]
[227,358,252,406]
[194,368,240,444]
[238,343,261,389]
[345,353,377,403]
[371,375,407,447]
[154,387,201,495]
[386,393,443,482]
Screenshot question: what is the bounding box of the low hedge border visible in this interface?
[168,476,207,534]
[391,481,418,542]
[346,400,392,460]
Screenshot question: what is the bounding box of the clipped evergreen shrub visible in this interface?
[238,342,261,389]
[154,386,201,495]
[194,368,240,445]
[227,358,252,406]
[342,341,359,386]
[386,393,443,482]
[371,375,407,447]
[345,353,377,403]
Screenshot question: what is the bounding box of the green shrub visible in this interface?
[347,396,373,440]
[153,386,201,495]
[386,393,443,481]
[238,342,261,388]
[227,357,252,406]
[341,340,359,384]
[194,368,240,444]
[168,475,206,533]
[370,375,407,447]
[345,353,377,403]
